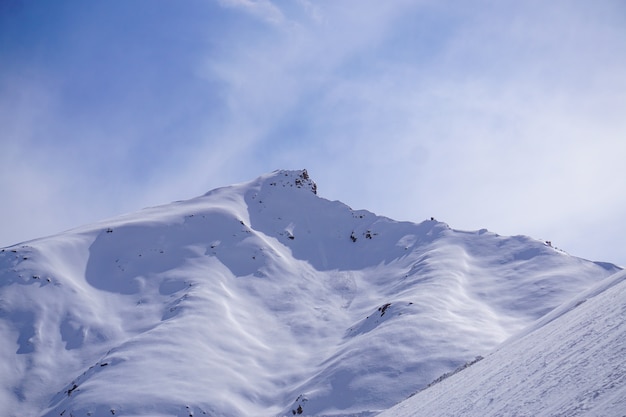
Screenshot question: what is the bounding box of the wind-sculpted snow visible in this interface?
[0,170,621,417]
[379,269,626,417]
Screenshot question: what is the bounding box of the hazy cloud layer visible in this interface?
[1,0,625,265]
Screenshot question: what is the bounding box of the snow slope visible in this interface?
[378,268,626,417]
[0,170,620,417]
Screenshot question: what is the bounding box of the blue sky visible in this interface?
[1,0,625,266]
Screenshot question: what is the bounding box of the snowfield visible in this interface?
[379,269,626,417]
[0,170,621,417]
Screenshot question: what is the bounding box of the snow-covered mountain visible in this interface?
[0,169,620,417]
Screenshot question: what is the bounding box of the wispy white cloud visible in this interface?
[216,0,286,24]
[197,0,626,263]
[1,1,625,266]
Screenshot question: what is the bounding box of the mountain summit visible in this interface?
[0,170,620,417]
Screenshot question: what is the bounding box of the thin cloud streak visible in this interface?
[216,0,286,24]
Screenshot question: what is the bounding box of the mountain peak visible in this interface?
[0,170,622,417]
[262,169,317,194]
[202,169,317,199]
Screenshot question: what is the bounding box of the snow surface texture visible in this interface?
[0,169,620,417]
[379,269,626,417]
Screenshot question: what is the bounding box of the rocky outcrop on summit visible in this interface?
[264,169,317,194]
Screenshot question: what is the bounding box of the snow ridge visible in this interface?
[0,170,620,417]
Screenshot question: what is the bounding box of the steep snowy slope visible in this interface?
[0,170,620,417]
[378,269,626,417]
